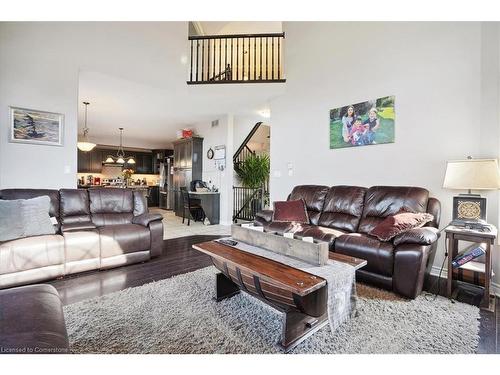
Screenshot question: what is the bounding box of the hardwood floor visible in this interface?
[48,235,499,353]
[48,235,219,306]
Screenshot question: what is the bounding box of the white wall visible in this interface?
[192,115,234,225]
[269,22,500,290]
[0,23,79,188]
[0,22,188,189]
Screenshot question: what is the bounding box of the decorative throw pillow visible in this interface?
[0,200,25,241]
[369,211,434,242]
[272,199,309,223]
[0,196,56,241]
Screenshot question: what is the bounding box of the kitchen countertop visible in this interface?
[78,185,158,189]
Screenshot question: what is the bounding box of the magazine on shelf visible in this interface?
[451,243,486,269]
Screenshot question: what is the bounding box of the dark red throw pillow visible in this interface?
[272,199,309,223]
[369,211,434,242]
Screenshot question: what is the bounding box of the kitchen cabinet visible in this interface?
[78,148,103,173]
[132,152,154,174]
[78,148,159,175]
[148,186,159,207]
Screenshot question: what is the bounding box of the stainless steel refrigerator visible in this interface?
[172,137,203,217]
[159,157,174,210]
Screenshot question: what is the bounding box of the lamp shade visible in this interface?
[443,158,500,190]
[77,141,96,152]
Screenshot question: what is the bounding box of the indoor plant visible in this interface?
[236,153,270,209]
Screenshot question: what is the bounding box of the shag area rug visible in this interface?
[64,267,480,354]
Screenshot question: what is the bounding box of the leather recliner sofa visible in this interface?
[0,188,163,289]
[255,185,441,299]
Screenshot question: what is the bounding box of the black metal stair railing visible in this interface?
[232,186,264,222]
[187,32,286,84]
[233,122,262,174]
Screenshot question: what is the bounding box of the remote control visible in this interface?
[219,239,238,246]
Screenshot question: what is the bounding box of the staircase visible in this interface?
[232,122,269,222]
[233,122,262,175]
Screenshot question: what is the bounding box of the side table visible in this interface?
[445,225,497,310]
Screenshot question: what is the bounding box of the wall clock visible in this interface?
[207,148,214,159]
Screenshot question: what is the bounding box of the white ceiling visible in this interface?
[77,22,284,149]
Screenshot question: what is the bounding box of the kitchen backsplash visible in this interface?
[77,171,160,186]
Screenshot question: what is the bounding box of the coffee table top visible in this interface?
[193,240,367,296]
[194,240,326,296]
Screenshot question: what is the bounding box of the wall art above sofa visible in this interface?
[329,95,395,149]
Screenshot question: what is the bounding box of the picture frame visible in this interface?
[329,95,395,149]
[9,106,64,146]
[452,195,487,223]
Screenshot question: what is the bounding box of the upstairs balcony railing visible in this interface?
[187,32,285,84]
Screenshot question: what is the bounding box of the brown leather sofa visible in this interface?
[0,284,69,353]
[255,185,441,299]
[0,188,163,289]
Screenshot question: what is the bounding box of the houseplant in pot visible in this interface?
[235,153,270,211]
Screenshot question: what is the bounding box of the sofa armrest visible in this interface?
[61,222,97,232]
[132,213,163,227]
[393,243,432,298]
[254,210,273,225]
[392,227,439,246]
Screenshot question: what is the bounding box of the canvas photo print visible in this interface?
[330,95,395,149]
[10,106,64,146]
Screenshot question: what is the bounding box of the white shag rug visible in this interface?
[63,267,480,354]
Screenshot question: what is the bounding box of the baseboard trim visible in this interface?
[430,265,500,297]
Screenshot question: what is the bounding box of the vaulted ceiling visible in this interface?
[77,22,284,149]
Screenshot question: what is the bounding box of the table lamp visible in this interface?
[443,157,500,225]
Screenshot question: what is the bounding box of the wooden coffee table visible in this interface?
[193,240,366,352]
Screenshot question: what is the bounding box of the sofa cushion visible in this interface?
[63,229,100,274]
[89,188,134,227]
[0,235,64,275]
[0,189,61,232]
[318,185,367,232]
[266,221,297,233]
[369,211,434,241]
[0,196,57,241]
[272,199,309,223]
[98,224,151,258]
[288,185,330,225]
[334,233,394,276]
[0,284,69,353]
[60,189,91,225]
[292,225,346,250]
[358,186,430,234]
[0,199,25,241]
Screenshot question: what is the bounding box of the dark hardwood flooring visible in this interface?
[48,235,218,306]
[47,235,499,354]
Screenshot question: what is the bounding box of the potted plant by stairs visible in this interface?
[235,153,270,214]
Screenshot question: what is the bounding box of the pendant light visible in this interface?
[110,127,135,165]
[77,101,97,152]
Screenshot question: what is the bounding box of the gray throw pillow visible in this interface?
[0,200,25,241]
[0,196,56,241]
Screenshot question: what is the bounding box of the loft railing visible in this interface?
[187,33,286,84]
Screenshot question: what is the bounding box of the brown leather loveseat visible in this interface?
[0,188,163,289]
[255,185,441,299]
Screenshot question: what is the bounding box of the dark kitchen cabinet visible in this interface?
[78,148,158,175]
[132,152,154,174]
[148,186,159,207]
[78,148,103,173]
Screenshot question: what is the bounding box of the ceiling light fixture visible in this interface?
[258,108,271,119]
[104,127,136,165]
[77,101,97,152]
